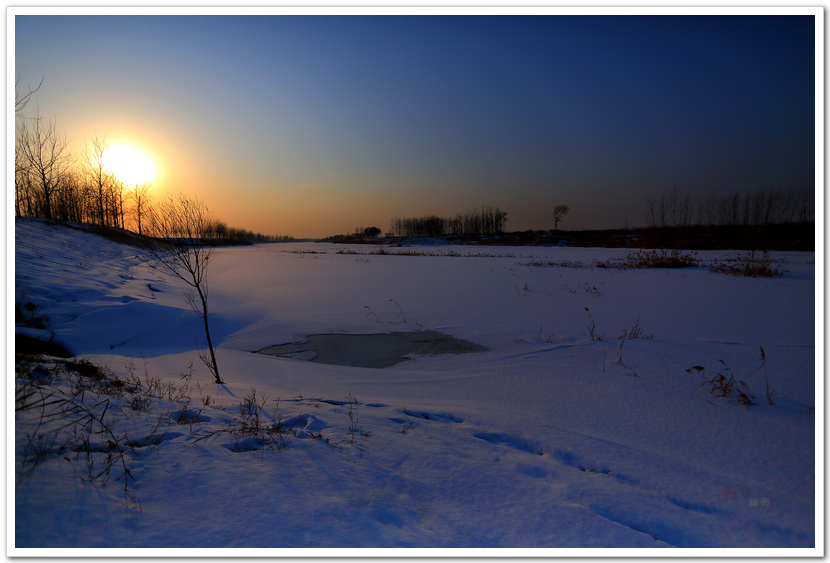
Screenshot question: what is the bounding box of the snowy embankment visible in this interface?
[12,217,819,553]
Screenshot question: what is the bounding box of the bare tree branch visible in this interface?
[15,76,43,115]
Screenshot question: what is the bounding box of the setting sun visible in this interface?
[102,145,157,186]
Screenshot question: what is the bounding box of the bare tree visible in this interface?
[751,190,767,225]
[678,191,693,227]
[16,113,72,220]
[552,204,570,230]
[112,179,127,229]
[658,193,669,227]
[80,136,113,226]
[666,189,679,226]
[645,194,656,227]
[146,194,222,384]
[131,182,152,235]
[796,188,813,223]
[212,220,229,239]
[14,168,34,217]
[53,171,84,222]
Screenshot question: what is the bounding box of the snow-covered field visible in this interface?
[11,217,820,555]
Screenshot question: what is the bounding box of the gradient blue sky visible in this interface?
[14,11,817,238]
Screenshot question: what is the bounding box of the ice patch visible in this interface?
[256,331,487,368]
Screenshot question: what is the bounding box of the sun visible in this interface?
[102,145,157,186]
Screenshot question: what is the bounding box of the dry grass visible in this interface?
[709,251,785,278]
[336,247,516,258]
[686,348,773,407]
[17,360,142,502]
[759,347,774,405]
[14,354,203,510]
[193,388,287,455]
[519,259,586,269]
[585,308,604,341]
[617,249,699,269]
[618,315,653,340]
[687,363,753,406]
[346,392,364,446]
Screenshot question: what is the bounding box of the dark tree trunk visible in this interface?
[197,285,222,384]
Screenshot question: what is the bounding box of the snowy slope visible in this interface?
[12,217,820,554]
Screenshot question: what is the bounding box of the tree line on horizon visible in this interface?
[644,187,813,228]
[201,220,299,243]
[389,205,508,237]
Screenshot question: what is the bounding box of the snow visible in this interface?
[11,217,821,555]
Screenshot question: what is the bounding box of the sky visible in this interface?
[13,11,817,238]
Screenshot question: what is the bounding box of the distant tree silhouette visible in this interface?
[643,188,813,228]
[390,205,507,237]
[363,226,382,238]
[552,204,570,230]
[146,194,222,384]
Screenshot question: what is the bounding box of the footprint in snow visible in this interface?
[171,409,211,424]
[666,496,722,515]
[474,432,544,455]
[553,449,637,484]
[224,437,269,452]
[405,411,463,423]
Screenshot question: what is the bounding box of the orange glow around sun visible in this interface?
[102,145,157,186]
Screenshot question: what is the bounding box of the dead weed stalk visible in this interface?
[687,362,753,406]
[686,347,773,407]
